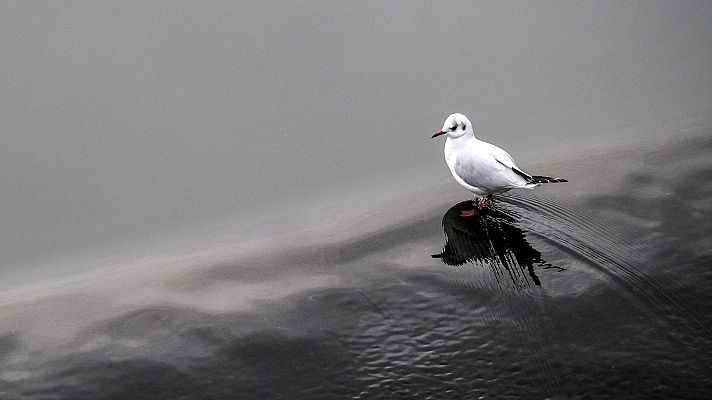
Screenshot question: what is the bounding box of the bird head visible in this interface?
[432,113,473,139]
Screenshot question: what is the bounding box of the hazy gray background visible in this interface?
[2,1,712,289]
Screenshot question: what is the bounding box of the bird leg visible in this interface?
[460,196,491,217]
[475,196,492,209]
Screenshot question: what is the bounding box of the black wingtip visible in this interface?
[530,176,568,184]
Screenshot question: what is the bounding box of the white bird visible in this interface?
[432,113,566,214]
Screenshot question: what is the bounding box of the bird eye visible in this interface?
[450,125,457,131]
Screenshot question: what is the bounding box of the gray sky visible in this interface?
[2,1,712,283]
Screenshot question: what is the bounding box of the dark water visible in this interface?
[2,133,712,399]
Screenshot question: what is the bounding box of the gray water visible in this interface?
[2,1,712,399]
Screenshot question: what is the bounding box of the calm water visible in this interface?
[2,2,712,398]
[1,132,711,399]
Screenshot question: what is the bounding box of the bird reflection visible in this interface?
[433,200,556,287]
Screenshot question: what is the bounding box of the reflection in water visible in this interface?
[433,200,560,287]
[4,138,712,398]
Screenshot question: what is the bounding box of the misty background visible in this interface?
[2,1,712,291]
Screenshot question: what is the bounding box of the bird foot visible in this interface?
[460,197,492,217]
[460,209,477,217]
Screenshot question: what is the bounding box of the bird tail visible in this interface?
[529,175,568,184]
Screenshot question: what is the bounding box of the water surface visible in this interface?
[2,131,711,399]
[2,2,712,398]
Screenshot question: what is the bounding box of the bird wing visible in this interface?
[454,142,530,191]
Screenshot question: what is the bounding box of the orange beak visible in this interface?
[432,130,446,138]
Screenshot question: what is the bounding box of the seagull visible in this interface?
[432,113,567,216]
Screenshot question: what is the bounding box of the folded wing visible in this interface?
[454,142,530,192]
